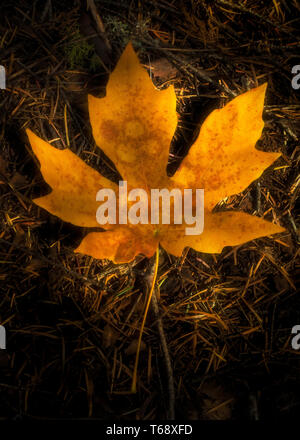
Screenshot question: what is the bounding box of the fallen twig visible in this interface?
[151,282,175,420]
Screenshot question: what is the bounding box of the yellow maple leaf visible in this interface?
[26,43,285,264]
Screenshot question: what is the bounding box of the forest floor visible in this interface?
[0,0,299,420]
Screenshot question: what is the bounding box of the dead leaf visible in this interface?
[102,323,119,349]
[149,57,178,80]
[10,171,28,188]
[125,339,146,356]
[25,258,47,273]
[26,43,285,263]
[200,380,234,420]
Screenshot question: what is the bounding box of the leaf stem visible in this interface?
[131,247,159,393]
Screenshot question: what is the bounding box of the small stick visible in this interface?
[132,248,175,418]
[249,392,259,420]
[86,0,112,52]
[151,283,175,420]
[41,0,52,22]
